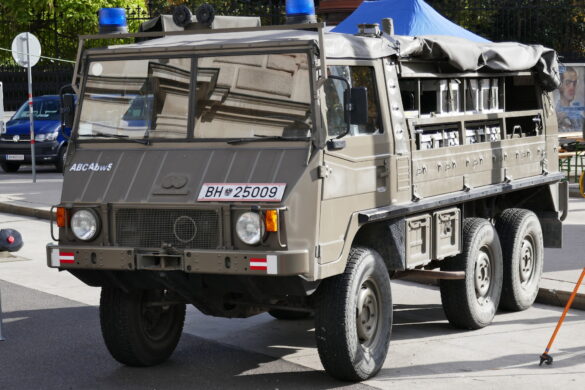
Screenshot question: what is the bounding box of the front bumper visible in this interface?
[46,244,309,276]
[0,140,60,163]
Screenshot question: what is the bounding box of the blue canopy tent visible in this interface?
[332,0,490,43]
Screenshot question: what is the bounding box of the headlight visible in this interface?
[236,212,265,245]
[70,209,100,241]
[35,131,58,141]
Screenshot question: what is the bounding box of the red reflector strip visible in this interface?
[250,257,267,271]
[7,236,15,244]
[59,251,75,264]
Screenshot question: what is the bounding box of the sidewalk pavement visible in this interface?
[0,172,584,310]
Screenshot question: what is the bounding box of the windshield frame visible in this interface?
[74,48,319,145]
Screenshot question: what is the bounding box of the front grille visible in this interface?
[1,134,30,141]
[115,208,220,249]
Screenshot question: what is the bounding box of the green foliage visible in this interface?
[0,0,147,65]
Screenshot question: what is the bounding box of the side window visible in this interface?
[324,65,382,137]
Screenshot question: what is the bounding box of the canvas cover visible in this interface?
[105,28,559,90]
[394,35,561,91]
[333,0,490,43]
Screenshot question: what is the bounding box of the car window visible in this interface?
[324,66,382,137]
[12,99,61,121]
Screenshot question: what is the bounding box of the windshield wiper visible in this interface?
[227,135,310,145]
[78,132,150,145]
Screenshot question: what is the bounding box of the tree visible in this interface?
[0,0,148,65]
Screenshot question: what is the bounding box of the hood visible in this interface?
[6,119,60,135]
[61,145,312,204]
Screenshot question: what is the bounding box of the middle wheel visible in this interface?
[440,218,503,329]
[315,246,392,381]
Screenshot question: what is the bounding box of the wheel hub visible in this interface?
[356,280,379,346]
[519,238,535,284]
[475,250,492,300]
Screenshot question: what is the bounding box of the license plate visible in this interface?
[198,183,286,202]
[6,155,25,161]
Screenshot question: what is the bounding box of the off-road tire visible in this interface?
[0,162,20,173]
[268,309,311,320]
[100,287,186,367]
[495,209,544,311]
[440,218,503,329]
[315,247,392,381]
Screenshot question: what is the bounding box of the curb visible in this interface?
[536,287,585,311]
[402,275,585,311]
[0,202,53,221]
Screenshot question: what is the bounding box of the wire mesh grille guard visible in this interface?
[115,208,220,249]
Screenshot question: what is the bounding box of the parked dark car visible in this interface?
[0,95,73,173]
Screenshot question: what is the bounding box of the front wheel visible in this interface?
[315,247,392,381]
[99,288,186,367]
[0,162,20,173]
[440,218,503,329]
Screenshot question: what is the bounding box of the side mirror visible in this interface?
[61,94,75,130]
[348,87,368,125]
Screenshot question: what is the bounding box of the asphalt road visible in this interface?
[0,280,367,390]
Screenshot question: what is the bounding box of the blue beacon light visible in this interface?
[98,8,128,34]
[285,0,317,24]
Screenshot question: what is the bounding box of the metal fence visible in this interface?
[0,0,583,109]
[0,65,73,111]
[427,0,585,63]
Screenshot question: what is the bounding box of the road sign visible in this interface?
[11,32,41,68]
[11,32,41,183]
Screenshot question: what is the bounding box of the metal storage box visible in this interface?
[432,208,461,259]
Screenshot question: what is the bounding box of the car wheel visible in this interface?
[495,209,544,311]
[55,146,67,173]
[100,287,186,366]
[1,162,20,173]
[440,218,503,329]
[315,246,392,381]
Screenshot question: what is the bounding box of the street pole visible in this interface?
[0,288,4,341]
[26,32,36,183]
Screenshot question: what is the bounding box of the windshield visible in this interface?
[13,99,60,121]
[78,53,313,141]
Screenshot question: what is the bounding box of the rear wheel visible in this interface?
[440,218,503,329]
[100,288,185,366]
[268,309,311,320]
[1,162,20,173]
[495,209,544,311]
[315,247,392,381]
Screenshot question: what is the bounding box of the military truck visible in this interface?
[47,17,567,381]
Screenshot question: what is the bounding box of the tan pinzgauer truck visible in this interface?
[47,20,567,381]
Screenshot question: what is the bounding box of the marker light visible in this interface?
[285,0,317,24]
[98,8,128,34]
[265,210,279,232]
[56,207,68,228]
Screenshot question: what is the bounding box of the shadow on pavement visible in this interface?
[0,280,366,390]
